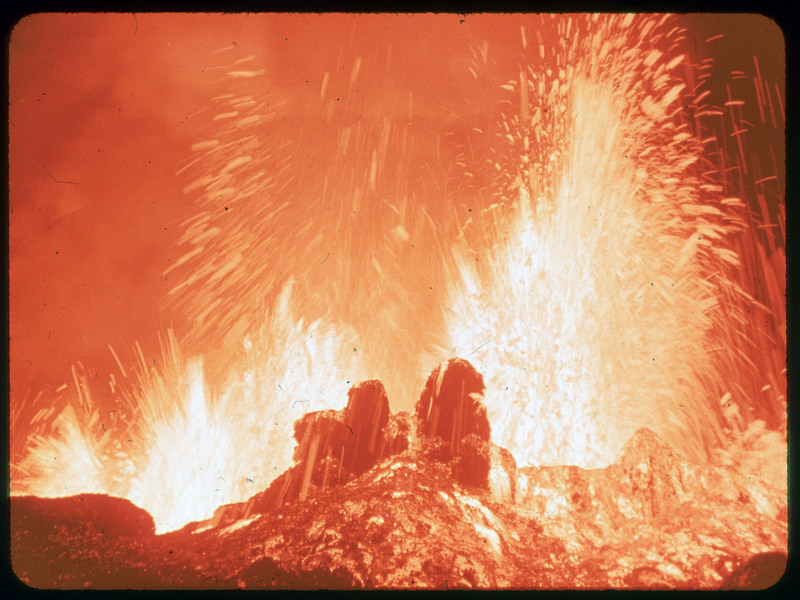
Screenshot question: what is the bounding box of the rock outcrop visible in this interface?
[379,410,412,458]
[10,428,788,589]
[12,494,156,540]
[517,427,788,529]
[415,358,491,455]
[414,358,496,492]
[342,380,392,476]
[197,380,403,528]
[9,369,788,590]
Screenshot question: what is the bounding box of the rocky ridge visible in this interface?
[10,359,789,590]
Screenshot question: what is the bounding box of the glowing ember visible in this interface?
[443,15,765,468]
[9,12,785,585]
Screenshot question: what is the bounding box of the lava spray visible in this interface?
[9,14,785,532]
[443,14,784,470]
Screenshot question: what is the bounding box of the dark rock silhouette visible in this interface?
[415,358,491,456]
[415,358,492,491]
[293,409,353,497]
[285,380,392,501]
[12,494,156,540]
[342,380,391,477]
[235,555,363,590]
[9,494,223,589]
[719,551,787,590]
[244,412,350,513]
[452,433,492,489]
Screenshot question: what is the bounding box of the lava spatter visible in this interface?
[9,13,785,590]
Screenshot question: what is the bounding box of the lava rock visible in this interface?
[236,411,353,516]
[206,500,249,531]
[246,458,347,515]
[222,455,567,589]
[293,409,351,467]
[293,409,353,496]
[612,427,786,523]
[9,494,220,589]
[11,494,156,539]
[415,358,491,458]
[242,382,396,516]
[719,551,788,590]
[518,464,618,525]
[284,381,392,503]
[415,359,495,495]
[489,443,518,504]
[519,427,787,529]
[235,555,363,590]
[614,427,692,520]
[515,428,787,588]
[379,411,412,459]
[342,380,391,477]
[9,427,788,590]
[453,433,492,490]
[412,359,525,503]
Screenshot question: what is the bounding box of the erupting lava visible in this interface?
[445,15,767,468]
[9,13,785,588]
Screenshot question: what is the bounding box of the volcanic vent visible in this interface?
[11,359,787,589]
[9,13,786,591]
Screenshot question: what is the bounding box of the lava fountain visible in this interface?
[9,12,785,548]
[443,14,783,469]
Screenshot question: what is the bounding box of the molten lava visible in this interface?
[8,12,786,589]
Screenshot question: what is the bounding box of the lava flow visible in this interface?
[8,13,786,590]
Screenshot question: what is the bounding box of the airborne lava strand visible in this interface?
[9,14,785,536]
[444,14,768,468]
